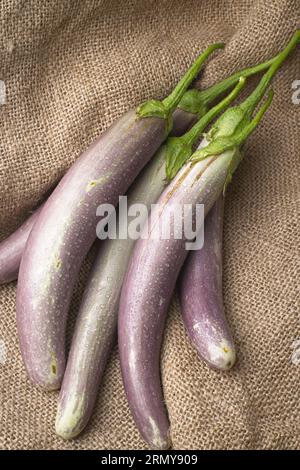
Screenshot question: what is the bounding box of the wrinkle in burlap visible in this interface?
[0,0,299,450]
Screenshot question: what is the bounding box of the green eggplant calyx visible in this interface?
[165,77,246,180]
[177,29,299,119]
[191,89,274,163]
[165,137,193,181]
[136,42,224,121]
[177,89,208,117]
[191,136,237,162]
[136,100,169,120]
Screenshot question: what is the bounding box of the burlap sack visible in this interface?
[0,0,299,450]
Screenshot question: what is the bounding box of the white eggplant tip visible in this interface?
[29,351,62,391]
[55,421,76,440]
[149,434,172,450]
[34,380,61,391]
[205,339,236,371]
[214,347,236,371]
[55,415,84,440]
[55,395,85,440]
[147,418,171,449]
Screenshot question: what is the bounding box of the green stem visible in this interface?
[236,89,274,145]
[186,30,299,165]
[184,76,246,146]
[198,55,276,106]
[177,54,277,116]
[162,43,224,113]
[240,30,300,116]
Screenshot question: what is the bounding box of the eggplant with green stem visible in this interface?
[55,76,245,440]
[16,44,222,391]
[118,31,300,450]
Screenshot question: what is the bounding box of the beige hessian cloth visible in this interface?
[0,0,299,450]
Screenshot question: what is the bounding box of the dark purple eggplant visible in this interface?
[179,196,236,370]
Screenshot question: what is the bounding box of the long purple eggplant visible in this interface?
[118,31,300,449]
[118,142,242,449]
[55,150,168,440]
[178,196,236,370]
[0,205,43,284]
[16,45,223,391]
[55,80,245,440]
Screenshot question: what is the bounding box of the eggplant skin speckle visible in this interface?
[16,109,168,390]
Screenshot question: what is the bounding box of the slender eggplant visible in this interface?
[171,48,284,367]
[178,196,236,370]
[118,31,300,450]
[0,52,278,283]
[16,44,224,391]
[0,205,44,284]
[55,80,245,440]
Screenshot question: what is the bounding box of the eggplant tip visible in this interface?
[149,434,172,450]
[27,352,63,391]
[33,375,62,392]
[55,417,80,440]
[147,419,172,450]
[55,394,85,440]
[207,342,236,371]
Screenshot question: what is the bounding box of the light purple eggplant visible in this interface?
[118,30,291,445]
[118,143,240,450]
[55,80,245,440]
[16,47,221,391]
[55,148,167,439]
[179,196,236,370]
[16,111,168,391]
[171,108,197,137]
[0,205,43,284]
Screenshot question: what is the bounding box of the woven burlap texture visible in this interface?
[0,0,299,450]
